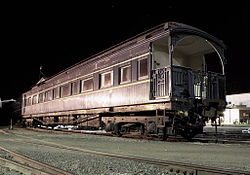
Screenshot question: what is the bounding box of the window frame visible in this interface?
[27,97,31,106]
[45,90,52,101]
[52,88,56,100]
[138,58,149,80]
[32,95,38,105]
[59,86,62,98]
[120,65,131,84]
[38,93,44,103]
[100,70,113,89]
[81,77,94,92]
[70,81,78,95]
[23,95,27,107]
[60,84,70,98]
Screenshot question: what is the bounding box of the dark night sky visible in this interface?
[1,1,249,101]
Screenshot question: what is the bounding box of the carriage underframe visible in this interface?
[23,96,222,139]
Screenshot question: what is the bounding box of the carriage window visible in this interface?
[71,82,78,95]
[82,78,94,92]
[38,93,44,103]
[52,89,56,100]
[59,87,62,98]
[56,87,60,99]
[120,65,131,84]
[27,97,31,106]
[44,91,48,101]
[23,95,27,107]
[100,71,113,88]
[32,95,37,104]
[138,58,148,79]
[44,91,51,101]
[61,84,69,97]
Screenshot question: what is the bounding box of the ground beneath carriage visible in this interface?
[0,126,249,174]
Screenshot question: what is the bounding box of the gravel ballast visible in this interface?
[1,127,250,173]
[0,165,24,175]
[0,149,23,175]
[0,139,170,175]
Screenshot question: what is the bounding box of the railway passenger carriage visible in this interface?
[22,22,226,138]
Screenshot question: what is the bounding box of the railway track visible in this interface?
[193,131,250,145]
[1,133,249,175]
[0,145,73,175]
[28,127,250,145]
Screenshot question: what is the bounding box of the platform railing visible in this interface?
[152,66,225,100]
[152,67,171,98]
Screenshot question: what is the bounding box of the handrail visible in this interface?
[152,66,225,100]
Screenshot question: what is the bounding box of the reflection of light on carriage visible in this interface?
[21,22,226,139]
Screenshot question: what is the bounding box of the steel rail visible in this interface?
[0,145,73,175]
[28,127,250,145]
[1,136,249,175]
[0,156,50,175]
